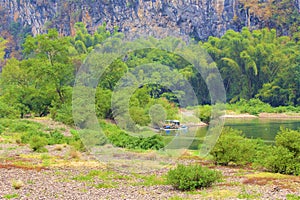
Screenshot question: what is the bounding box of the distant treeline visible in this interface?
[0,23,299,125]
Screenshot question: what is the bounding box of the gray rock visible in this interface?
[0,0,259,40]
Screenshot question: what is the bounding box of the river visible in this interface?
[163,118,300,150]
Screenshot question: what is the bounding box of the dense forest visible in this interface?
[0,22,299,127]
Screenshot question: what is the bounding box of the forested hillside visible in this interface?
[0,22,299,124]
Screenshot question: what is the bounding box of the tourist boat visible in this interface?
[160,120,188,131]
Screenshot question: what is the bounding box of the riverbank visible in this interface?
[0,117,299,199]
[259,112,300,119]
[0,142,299,200]
[220,112,300,119]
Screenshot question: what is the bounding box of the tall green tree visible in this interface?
[203,27,294,103]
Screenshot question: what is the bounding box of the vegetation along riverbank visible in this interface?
[0,5,300,198]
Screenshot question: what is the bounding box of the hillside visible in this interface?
[1,0,300,59]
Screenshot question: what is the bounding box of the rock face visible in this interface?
[0,0,251,40]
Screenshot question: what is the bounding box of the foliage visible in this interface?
[0,99,20,118]
[195,105,211,123]
[210,127,263,166]
[1,26,300,127]
[29,135,48,152]
[0,118,85,151]
[167,164,222,191]
[256,128,300,175]
[107,130,164,150]
[50,102,74,125]
[286,194,300,200]
[228,98,273,115]
[101,121,165,150]
[1,29,74,117]
[203,27,300,106]
[0,37,7,62]
[228,98,300,115]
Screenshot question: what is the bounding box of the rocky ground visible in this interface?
[0,142,299,200]
[0,118,299,199]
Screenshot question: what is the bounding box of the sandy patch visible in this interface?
[259,113,300,119]
[220,114,258,119]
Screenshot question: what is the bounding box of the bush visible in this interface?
[275,128,300,156]
[50,103,74,126]
[210,127,263,166]
[29,136,48,152]
[229,98,273,115]
[48,131,68,145]
[167,164,222,191]
[258,146,299,175]
[256,128,300,175]
[101,121,165,150]
[0,101,19,118]
[107,130,164,150]
[195,105,211,123]
[9,120,41,133]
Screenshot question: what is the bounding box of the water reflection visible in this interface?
[162,119,300,150]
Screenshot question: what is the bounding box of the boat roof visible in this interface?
[165,120,180,122]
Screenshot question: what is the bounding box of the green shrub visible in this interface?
[107,130,164,150]
[50,103,74,126]
[167,164,222,191]
[229,98,273,115]
[101,121,165,150]
[258,146,299,175]
[195,105,211,123]
[210,127,263,166]
[275,128,300,156]
[29,136,48,152]
[0,100,19,118]
[228,98,300,115]
[256,128,300,175]
[77,129,107,149]
[9,120,41,133]
[48,131,68,145]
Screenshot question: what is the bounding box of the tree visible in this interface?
[23,29,74,105]
[202,27,294,104]
[0,29,75,117]
[0,37,7,62]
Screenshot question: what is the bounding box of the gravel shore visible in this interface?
[1,143,299,200]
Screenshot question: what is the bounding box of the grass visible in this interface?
[237,187,261,199]
[168,196,188,200]
[245,172,292,179]
[72,175,94,182]
[3,194,19,199]
[94,182,118,188]
[72,169,131,189]
[206,189,239,199]
[132,174,167,186]
[287,194,300,200]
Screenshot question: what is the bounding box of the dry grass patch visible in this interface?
[243,172,300,191]
[243,177,275,186]
[51,160,105,168]
[67,149,81,159]
[11,179,24,189]
[209,189,239,198]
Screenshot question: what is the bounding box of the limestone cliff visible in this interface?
[0,0,300,40]
[0,0,253,41]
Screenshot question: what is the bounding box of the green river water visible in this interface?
[162,118,300,150]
